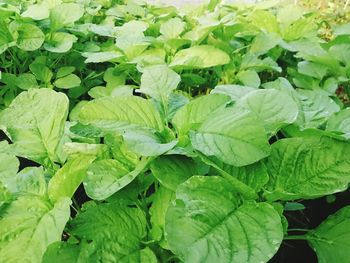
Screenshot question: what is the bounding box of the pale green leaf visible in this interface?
[44,32,77,53]
[50,3,84,30]
[84,158,150,200]
[170,45,230,69]
[78,96,164,133]
[172,94,230,136]
[54,74,81,89]
[235,89,299,135]
[48,155,95,203]
[139,65,181,102]
[190,107,270,166]
[21,4,50,20]
[0,196,71,263]
[160,17,185,39]
[237,70,261,88]
[166,176,283,263]
[0,89,69,165]
[211,84,256,101]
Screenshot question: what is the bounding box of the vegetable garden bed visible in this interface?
[1,0,350,263]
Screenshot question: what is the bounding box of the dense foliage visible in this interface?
[1,0,350,262]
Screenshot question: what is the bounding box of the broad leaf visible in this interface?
[265,137,350,201]
[70,202,156,262]
[235,89,299,135]
[326,109,350,139]
[48,155,95,203]
[50,3,84,30]
[307,206,350,263]
[139,65,181,102]
[166,176,283,263]
[84,157,150,200]
[0,89,68,165]
[172,94,230,136]
[190,107,270,166]
[170,45,230,69]
[78,96,164,133]
[0,196,71,263]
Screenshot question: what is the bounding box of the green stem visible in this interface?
[287,228,311,232]
[284,235,308,240]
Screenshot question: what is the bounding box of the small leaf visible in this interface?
[54,74,81,89]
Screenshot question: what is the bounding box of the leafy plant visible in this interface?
[1,0,350,263]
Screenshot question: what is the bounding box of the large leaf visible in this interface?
[50,3,84,30]
[235,89,299,135]
[0,89,69,165]
[307,206,350,263]
[11,22,45,51]
[160,17,185,39]
[0,196,71,263]
[265,137,350,201]
[150,155,207,191]
[0,153,19,189]
[44,32,77,53]
[78,96,164,133]
[170,45,230,69]
[21,4,50,20]
[190,107,270,166]
[172,94,230,136]
[166,176,283,263]
[295,89,340,129]
[211,84,256,101]
[149,187,175,249]
[48,155,95,203]
[83,157,150,200]
[70,202,156,262]
[139,65,181,102]
[326,109,350,139]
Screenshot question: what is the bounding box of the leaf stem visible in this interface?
[284,235,308,240]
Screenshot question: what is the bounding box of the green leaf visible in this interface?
[213,160,269,192]
[326,109,350,139]
[54,74,81,89]
[82,51,123,63]
[150,187,175,249]
[84,158,150,200]
[0,21,14,54]
[70,202,153,262]
[160,17,185,39]
[237,70,261,88]
[235,89,299,135]
[249,10,280,34]
[265,137,350,201]
[15,73,38,90]
[0,89,68,165]
[295,89,340,129]
[211,84,256,101]
[250,32,281,55]
[150,155,207,191]
[172,94,230,136]
[139,65,181,102]
[122,129,177,156]
[56,66,75,78]
[0,196,71,263]
[78,96,164,133]
[170,45,230,69]
[190,107,270,167]
[297,61,328,79]
[29,63,53,83]
[42,242,86,263]
[11,22,45,51]
[21,4,50,20]
[166,176,283,263]
[44,32,78,53]
[0,153,19,190]
[307,206,350,263]
[48,155,95,203]
[14,167,47,196]
[50,3,84,31]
